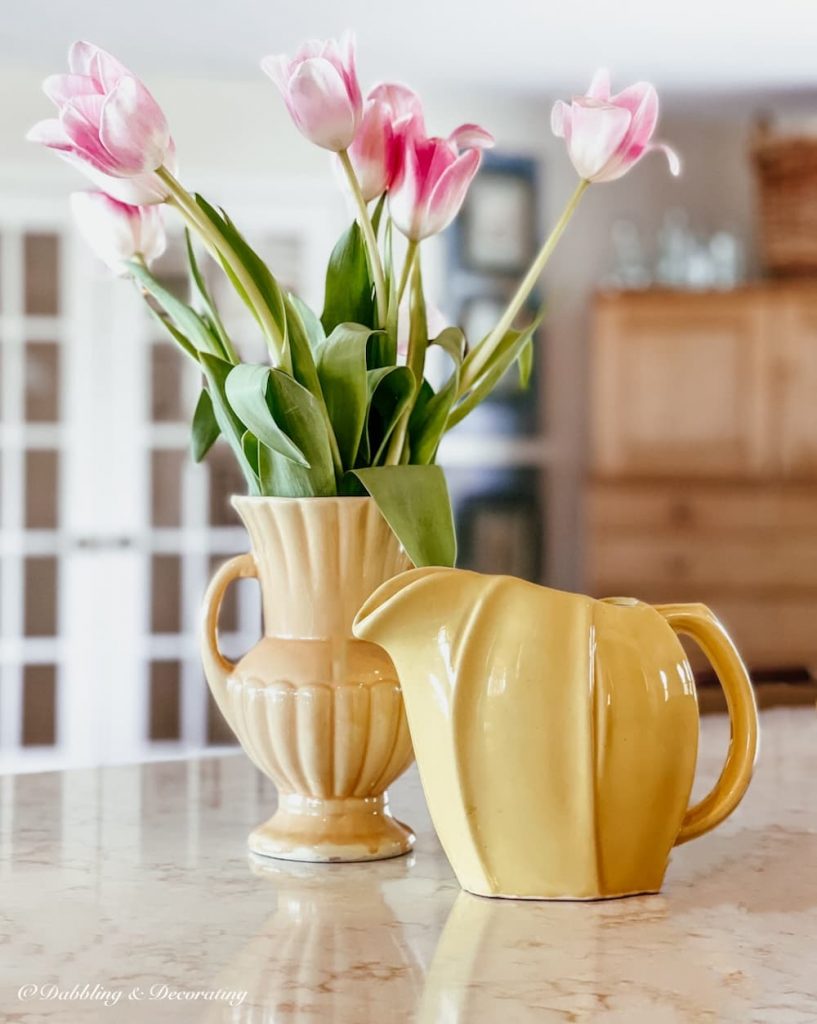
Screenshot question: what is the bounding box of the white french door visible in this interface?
[0,179,341,772]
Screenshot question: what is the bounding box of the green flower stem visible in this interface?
[385,256,426,466]
[458,178,589,396]
[156,166,285,365]
[397,239,418,305]
[338,150,387,327]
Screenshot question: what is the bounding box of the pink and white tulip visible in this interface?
[262,33,362,152]
[551,70,679,183]
[70,191,166,275]
[347,82,424,201]
[389,122,494,241]
[27,41,174,202]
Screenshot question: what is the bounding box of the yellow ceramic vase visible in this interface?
[201,497,415,862]
[354,568,759,899]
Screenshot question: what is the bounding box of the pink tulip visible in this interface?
[262,33,362,152]
[347,83,424,201]
[27,41,173,199]
[70,191,166,275]
[389,121,494,241]
[551,69,680,183]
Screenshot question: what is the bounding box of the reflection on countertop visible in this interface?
[1,707,815,1023]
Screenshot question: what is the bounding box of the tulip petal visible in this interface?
[26,118,73,151]
[613,82,658,153]
[449,123,495,151]
[568,100,631,181]
[68,40,99,77]
[70,190,166,273]
[646,141,681,176]
[550,99,572,140]
[90,46,131,91]
[99,76,170,173]
[62,95,121,174]
[286,57,358,150]
[424,147,481,238]
[587,68,611,101]
[338,30,362,115]
[348,99,393,200]
[44,73,101,105]
[260,54,291,93]
[368,82,424,124]
[61,152,171,204]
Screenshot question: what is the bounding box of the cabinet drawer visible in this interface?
[587,483,817,534]
[587,534,817,592]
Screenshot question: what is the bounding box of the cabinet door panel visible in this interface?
[778,292,817,477]
[592,294,771,477]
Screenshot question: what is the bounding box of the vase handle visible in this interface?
[656,602,759,846]
[201,553,258,722]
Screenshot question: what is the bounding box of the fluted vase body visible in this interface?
[201,496,415,862]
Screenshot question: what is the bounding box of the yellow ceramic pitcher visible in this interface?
[353,568,759,900]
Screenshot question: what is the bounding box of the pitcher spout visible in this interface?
[352,566,446,655]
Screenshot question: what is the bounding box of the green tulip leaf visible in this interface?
[194,195,289,364]
[317,323,372,469]
[191,389,220,462]
[363,365,416,466]
[348,464,456,568]
[225,364,310,467]
[449,312,544,429]
[184,230,232,359]
[518,334,534,388]
[321,221,374,335]
[263,369,337,496]
[282,293,323,401]
[198,353,260,493]
[289,293,326,353]
[128,260,220,359]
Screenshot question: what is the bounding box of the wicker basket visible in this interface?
[753,129,817,276]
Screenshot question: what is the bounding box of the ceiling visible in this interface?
[3,0,817,104]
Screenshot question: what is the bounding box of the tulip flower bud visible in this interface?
[70,191,166,275]
[389,120,494,242]
[551,69,680,183]
[345,83,426,202]
[262,32,362,152]
[27,41,175,202]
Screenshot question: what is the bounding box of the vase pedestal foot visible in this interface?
[248,792,415,863]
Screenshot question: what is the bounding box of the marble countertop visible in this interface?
[1,706,815,1023]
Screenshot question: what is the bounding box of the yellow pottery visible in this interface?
[201,496,415,863]
[353,567,759,899]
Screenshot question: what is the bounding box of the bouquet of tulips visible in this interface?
[29,39,678,565]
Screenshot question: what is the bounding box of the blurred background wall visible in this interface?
[1,0,816,770]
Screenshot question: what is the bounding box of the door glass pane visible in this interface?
[208,445,244,526]
[24,556,58,636]
[150,555,181,633]
[149,661,181,740]
[22,665,57,746]
[24,234,60,315]
[24,341,60,422]
[208,553,238,632]
[24,450,59,528]
[150,341,185,422]
[151,450,185,527]
[207,689,238,746]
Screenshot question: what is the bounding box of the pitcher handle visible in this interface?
[201,553,257,716]
[656,602,759,846]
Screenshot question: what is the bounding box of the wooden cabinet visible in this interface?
[586,284,817,672]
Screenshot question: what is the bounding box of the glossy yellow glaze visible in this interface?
[353,568,759,899]
[201,496,415,862]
